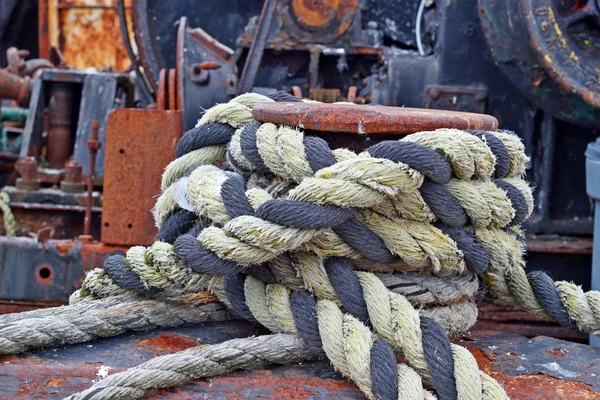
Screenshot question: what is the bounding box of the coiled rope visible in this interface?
[1,91,599,400]
[0,191,15,236]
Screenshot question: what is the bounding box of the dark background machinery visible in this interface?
[0,0,599,340]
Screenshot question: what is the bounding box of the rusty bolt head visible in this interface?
[77,234,94,244]
[19,157,38,181]
[87,138,102,151]
[197,61,221,71]
[64,160,82,182]
[429,88,440,100]
[475,92,487,102]
[16,156,40,190]
[61,160,85,192]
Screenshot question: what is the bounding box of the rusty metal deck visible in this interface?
[1,320,598,399]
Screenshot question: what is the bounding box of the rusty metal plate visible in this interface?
[39,0,134,71]
[463,331,600,399]
[252,102,499,134]
[0,237,123,306]
[101,109,182,246]
[1,322,599,399]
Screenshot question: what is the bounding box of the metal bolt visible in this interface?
[429,88,440,100]
[84,121,101,237]
[60,160,85,192]
[20,157,37,180]
[191,62,220,85]
[16,156,40,190]
[197,61,220,71]
[475,91,487,102]
[64,160,82,182]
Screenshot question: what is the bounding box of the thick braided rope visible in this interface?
[477,227,600,333]
[158,124,532,232]
[64,334,321,400]
[153,92,282,244]
[208,260,501,399]
[64,92,596,398]
[63,270,498,400]
[78,96,510,398]
[170,167,526,275]
[0,192,16,236]
[147,97,599,334]
[0,294,231,355]
[5,93,595,400]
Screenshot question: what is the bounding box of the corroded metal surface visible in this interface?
[527,234,593,255]
[84,120,101,237]
[521,0,600,109]
[101,108,182,246]
[39,0,134,71]
[0,322,598,399]
[474,297,588,342]
[46,81,75,168]
[0,237,123,305]
[252,102,499,134]
[277,0,359,43]
[463,331,600,399]
[15,156,40,190]
[238,0,278,94]
[176,17,237,130]
[0,198,102,239]
[0,69,30,105]
[478,0,600,127]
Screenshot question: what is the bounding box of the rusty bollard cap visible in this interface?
[252,102,498,134]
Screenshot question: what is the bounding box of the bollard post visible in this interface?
[585,138,600,347]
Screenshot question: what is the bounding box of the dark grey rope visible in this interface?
[528,271,575,328]
[468,130,510,178]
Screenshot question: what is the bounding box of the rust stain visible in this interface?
[182,291,219,304]
[54,241,74,255]
[469,348,599,399]
[154,367,364,399]
[47,377,65,387]
[34,264,55,286]
[546,348,566,358]
[101,109,182,246]
[291,0,357,35]
[44,0,135,71]
[137,333,199,351]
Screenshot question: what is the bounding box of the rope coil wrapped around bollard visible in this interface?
[1,91,599,400]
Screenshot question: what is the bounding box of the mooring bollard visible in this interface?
[585,138,600,347]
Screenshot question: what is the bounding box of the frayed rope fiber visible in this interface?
[2,91,599,400]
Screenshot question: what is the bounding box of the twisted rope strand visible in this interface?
[0,192,15,236]
[0,294,230,355]
[64,334,320,400]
